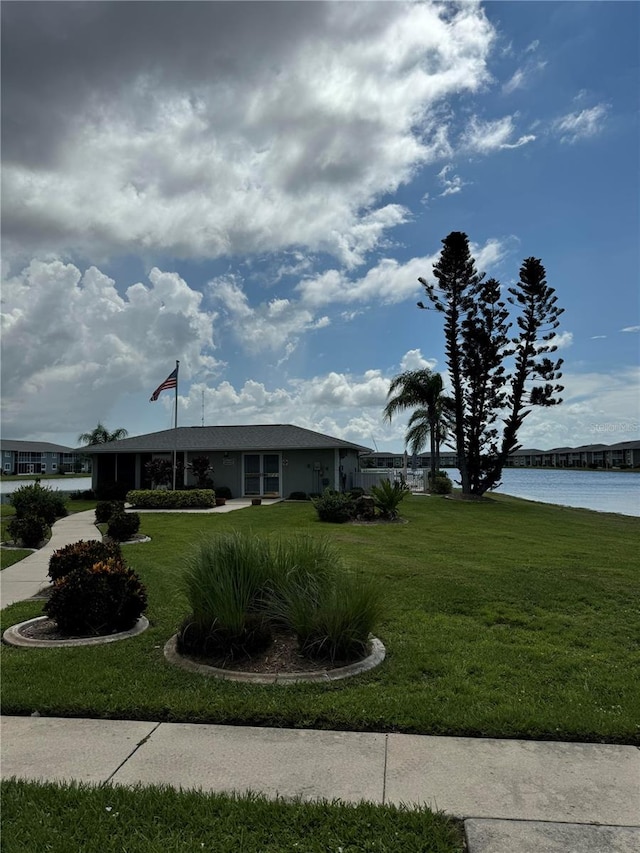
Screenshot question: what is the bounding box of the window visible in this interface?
[3,463,10,472]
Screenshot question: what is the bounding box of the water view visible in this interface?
[490,468,640,518]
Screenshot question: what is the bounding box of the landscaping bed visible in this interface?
[1,494,638,744]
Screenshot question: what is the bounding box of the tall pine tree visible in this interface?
[418,232,564,497]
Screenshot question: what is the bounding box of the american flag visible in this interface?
[150,366,178,401]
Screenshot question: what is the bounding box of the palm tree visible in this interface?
[383,369,454,488]
[77,422,129,446]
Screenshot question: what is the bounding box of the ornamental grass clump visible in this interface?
[178,532,383,667]
[267,537,383,663]
[44,557,147,636]
[48,539,122,582]
[178,532,273,662]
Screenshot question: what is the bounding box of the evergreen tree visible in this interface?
[418,232,563,497]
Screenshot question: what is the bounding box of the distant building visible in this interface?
[360,440,640,471]
[0,439,88,475]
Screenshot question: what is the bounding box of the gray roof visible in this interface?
[85,424,372,454]
[0,439,76,453]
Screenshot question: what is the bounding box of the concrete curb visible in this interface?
[3,615,149,648]
[164,634,386,684]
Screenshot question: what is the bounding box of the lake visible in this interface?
[490,468,640,517]
[0,477,92,503]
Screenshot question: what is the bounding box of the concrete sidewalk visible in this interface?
[1,715,638,851]
[0,500,280,609]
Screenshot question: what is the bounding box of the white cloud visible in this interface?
[1,260,220,436]
[502,60,546,95]
[437,164,468,196]
[461,115,535,153]
[544,331,574,351]
[525,40,540,53]
[210,275,330,354]
[2,1,495,267]
[399,349,438,372]
[590,335,607,340]
[552,104,609,144]
[621,325,640,333]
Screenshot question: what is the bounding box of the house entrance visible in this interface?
[243,453,280,497]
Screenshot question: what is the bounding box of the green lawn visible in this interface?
[1,780,464,853]
[1,494,638,743]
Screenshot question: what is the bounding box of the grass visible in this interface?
[0,780,464,853]
[1,494,639,743]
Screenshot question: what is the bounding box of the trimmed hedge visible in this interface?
[126,489,215,509]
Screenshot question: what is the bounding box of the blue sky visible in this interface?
[2,1,638,452]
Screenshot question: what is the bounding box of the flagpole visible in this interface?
[173,360,179,491]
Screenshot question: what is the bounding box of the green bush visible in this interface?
[95,501,125,524]
[107,511,141,542]
[312,489,355,523]
[44,557,147,636]
[7,514,50,548]
[126,489,215,509]
[48,539,122,582]
[9,481,67,525]
[179,531,272,661]
[214,486,232,500]
[428,470,453,495]
[369,479,409,519]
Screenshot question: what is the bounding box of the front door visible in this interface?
[243,453,280,497]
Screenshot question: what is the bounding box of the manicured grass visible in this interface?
[2,495,639,743]
[1,780,464,853]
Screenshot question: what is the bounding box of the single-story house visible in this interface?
[0,439,87,475]
[86,424,371,498]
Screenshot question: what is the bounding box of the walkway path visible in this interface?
[2,507,639,852]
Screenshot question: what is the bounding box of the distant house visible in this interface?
[0,439,86,475]
[85,424,371,498]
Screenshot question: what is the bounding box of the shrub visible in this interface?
[369,479,409,519]
[349,487,365,499]
[9,482,67,525]
[49,539,122,582]
[95,481,129,501]
[428,470,453,495]
[189,456,214,489]
[179,532,272,661]
[126,489,215,509]
[44,557,147,636]
[144,458,173,488]
[214,486,232,500]
[7,514,49,548]
[107,511,141,542]
[312,489,355,523]
[69,489,95,501]
[95,501,125,524]
[288,491,309,501]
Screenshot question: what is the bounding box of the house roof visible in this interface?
[0,439,76,453]
[85,424,372,454]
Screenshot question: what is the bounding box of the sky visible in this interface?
[1,0,639,453]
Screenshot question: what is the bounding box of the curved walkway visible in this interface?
[2,506,638,852]
[1,510,99,609]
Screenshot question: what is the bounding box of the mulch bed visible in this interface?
[15,617,124,642]
[183,628,364,674]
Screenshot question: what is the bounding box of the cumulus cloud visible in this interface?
[1,260,220,436]
[1,1,495,266]
[461,115,536,153]
[551,104,609,144]
[399,349,438,372]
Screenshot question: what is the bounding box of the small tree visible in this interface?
[144,458,173,488]
[189,456,213,489]
[418,232,564,497]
